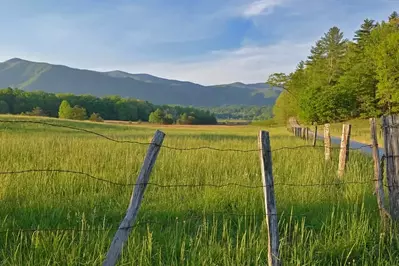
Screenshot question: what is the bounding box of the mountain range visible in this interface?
[0,58,281,106]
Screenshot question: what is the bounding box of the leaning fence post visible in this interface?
[258,131,280,266]
[382,115,399,220]
[103,130,165,266]
[324,124,331,161]
[370,118,389,221]
[313,125,318,147]
[338,124,351,178]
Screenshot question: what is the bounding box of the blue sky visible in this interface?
[0,0,397,85]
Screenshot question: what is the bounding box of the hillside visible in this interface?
[0,58,280,106]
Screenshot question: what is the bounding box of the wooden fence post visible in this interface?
[313,125,318,147]
[370,118,389,220]
[338,124,351,178]
[259,131,280,266]
[103,130,165,266]
[382,115,399,220]
[324,124,331,161]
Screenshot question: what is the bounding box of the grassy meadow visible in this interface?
[0,115,397,265]
[310,119,383,147]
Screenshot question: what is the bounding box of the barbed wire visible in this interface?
[0,168,379,188]
[0,119,373,153]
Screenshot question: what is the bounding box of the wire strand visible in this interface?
[0,169,378,188]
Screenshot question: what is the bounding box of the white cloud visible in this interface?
[242,0,285,17]
[94,40,312,85]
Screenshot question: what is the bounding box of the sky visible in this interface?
[0,0,397,85]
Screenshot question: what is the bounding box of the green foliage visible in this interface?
[149,108,165,124]
[0,88,217,124]
[0,100,9,114]
[177,113,194,125]
[58,100,72,119]
[116,99,138,121]
[272,11,399,123]
[148,109,173,124]
[370,22,399,113]
[24,107,47,117]
[199,105,273,121]
[267,73,289,88]
[69,106,87,120]
[89,113,104,122]
[58,100,86,120]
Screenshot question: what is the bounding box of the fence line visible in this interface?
[0,118,390,266]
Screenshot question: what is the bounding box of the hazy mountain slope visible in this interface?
[0,58,280,106]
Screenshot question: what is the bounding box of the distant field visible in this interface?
[0,115,396,265]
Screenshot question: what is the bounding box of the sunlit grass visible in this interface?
[0,115,397,265]
[316,119,384,147]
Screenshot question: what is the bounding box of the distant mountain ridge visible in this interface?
[0,58,281,106]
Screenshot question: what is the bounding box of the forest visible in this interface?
[270,11,399,124]
[198,105,273,120]
[0,88,217,124]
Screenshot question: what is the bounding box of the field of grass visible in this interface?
[0,115,397,265]
[327,119,383,146]
[307,119,384,147]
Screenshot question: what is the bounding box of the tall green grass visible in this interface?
[0,116,397,265]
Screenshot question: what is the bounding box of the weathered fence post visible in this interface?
[382,115,399,220]
[313,125,318,147]
[103,130,165,266]
[370,118,389,220]
[324,124,331,161]
[337,124,351,178]
[305,127,309,141]
[258,131,280,266]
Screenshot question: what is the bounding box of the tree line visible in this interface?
[0,88,217,124]
[269,11,399,124]
[198,105,273,120]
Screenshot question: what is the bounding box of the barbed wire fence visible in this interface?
[0,117,397,266]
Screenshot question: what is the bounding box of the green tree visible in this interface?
[0,100,9,114]
[58,100,72,119]
[177,113,195,124]
[389,11,399,23]
[116,99,138,121]
[337,19,378,118]
[149,109,165,123]
[89,113,104,122]
[28,107,47,116]
[69,106,87,120]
